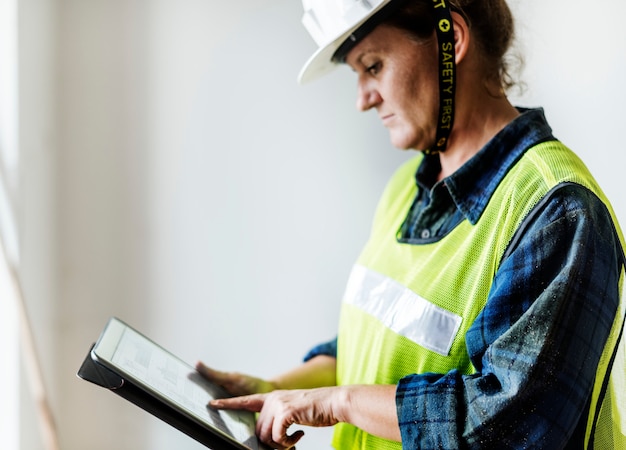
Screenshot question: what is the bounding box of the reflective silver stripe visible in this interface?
[343,265,462,356]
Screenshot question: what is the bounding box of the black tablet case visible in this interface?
[77,345,248,450]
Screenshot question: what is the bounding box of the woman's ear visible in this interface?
[451,11,470,64]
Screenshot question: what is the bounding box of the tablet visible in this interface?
[90,317,264,450]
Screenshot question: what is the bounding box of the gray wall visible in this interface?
[14,0,626,449]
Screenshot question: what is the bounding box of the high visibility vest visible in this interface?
[587,243,626,449]
[332,141,626,449]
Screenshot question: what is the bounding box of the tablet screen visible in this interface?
[92,317,261,450]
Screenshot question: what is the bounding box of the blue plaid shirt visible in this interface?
[305,109,624,449]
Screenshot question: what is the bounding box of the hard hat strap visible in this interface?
[426,0,456,155]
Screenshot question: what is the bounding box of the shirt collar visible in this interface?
[416,108,556,225]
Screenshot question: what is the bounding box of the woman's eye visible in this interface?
[366,62,381,75]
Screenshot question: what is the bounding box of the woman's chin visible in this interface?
[389,134,425,152]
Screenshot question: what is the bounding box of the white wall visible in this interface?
[15,0,626,449]
[53,1,404,449]
[17,0,57,449]
[510,0,626,229]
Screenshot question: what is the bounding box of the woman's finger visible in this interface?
[195,361,226,382]
[210,394,266,412]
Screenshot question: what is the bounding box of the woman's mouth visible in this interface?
[380,114,394,125]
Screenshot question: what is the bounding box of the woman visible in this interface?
[197,0,626,448]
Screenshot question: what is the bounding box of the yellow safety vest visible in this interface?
[332,141,626,449]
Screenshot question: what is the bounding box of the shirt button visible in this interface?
[420,229,431,239]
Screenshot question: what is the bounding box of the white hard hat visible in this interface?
[298,0,395,84]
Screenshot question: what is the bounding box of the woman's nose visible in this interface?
[356,79,381,112]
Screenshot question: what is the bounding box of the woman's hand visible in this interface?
[210,384,400,449]
[210,387,343,449]
[195,355,337,396]
[195,361,276,396]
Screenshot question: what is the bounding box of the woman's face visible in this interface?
[345,24,439,151]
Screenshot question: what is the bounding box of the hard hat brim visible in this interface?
[297,29,352,84]
[297,0,393,84]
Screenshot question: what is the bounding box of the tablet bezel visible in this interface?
[91,317,259,450]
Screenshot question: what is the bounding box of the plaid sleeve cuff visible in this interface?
[303,337,337,362]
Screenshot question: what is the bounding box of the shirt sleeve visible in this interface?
[396,183,623,449]
[303,337,338,362]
